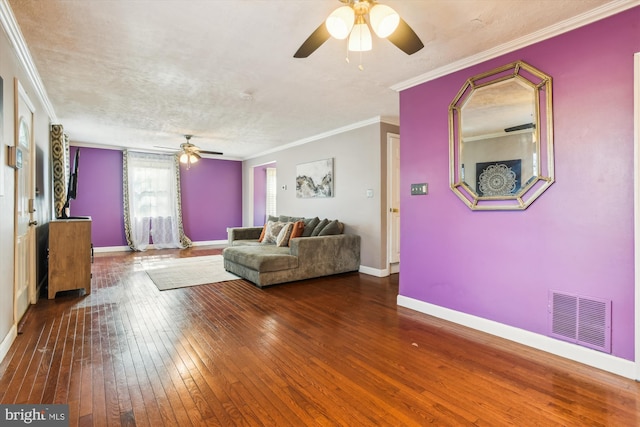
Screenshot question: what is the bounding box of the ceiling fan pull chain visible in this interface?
[344,36,364,70]
[345,40,350,64]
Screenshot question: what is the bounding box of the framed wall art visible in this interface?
[296,158,333,198]
[475,159,522,196]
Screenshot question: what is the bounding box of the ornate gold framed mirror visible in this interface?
[449,61,554,210]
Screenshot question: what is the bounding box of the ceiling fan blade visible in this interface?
[387,18,424,55]
[294,22,331,58]
[199,150,224,155]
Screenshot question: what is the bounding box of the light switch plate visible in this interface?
[411,183,428,195]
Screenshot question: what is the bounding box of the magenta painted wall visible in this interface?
[398,8,639,361]
[180,157,242,240]
[68,146,242,246]
[68,147,127,247]
[253,162,276,226]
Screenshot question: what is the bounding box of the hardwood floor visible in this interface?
[1,246,638,426]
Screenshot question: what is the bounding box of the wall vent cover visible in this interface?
[548,290,611,353]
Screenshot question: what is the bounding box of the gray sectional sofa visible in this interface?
[223,215,361,287]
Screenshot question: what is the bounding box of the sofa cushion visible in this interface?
[276,222,294,247]
[231,240,263,246]
[258,224,267,242]
[223,246,298,272]
[302,217,320,237]
[289,221,305,241]
[263,221,289,244]
[318,219,341,236]
[311,218,329,236]
[279,215,303,223]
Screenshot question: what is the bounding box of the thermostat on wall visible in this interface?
[8,145,22,169]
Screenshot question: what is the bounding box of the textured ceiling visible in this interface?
[7,0,619,159]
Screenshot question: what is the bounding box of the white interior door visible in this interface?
[387,133,400,271]
[14,80,36,323]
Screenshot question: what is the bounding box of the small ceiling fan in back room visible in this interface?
[294,0,423,68]
[155,135,223,169]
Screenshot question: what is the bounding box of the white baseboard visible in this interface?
[93,240,228,253]
[191,240,227,248]
[359,264,399,277]
[93,245,131,253]
[397,295,636,380]
[0,324,17,365]
[359,265,388,277]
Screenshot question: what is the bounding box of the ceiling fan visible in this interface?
[294,0,424,59]
[155,135,223,169]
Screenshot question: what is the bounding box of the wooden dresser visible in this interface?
[48,218,92,299]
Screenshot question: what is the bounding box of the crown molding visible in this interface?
[71,141,243,161]
[391,0,640,92]
[244,115,397,160]
[0,0,57,121]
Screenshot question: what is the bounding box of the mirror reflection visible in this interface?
[461,79,536,196]
[449,61,554,210]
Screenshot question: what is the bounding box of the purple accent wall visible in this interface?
[180,158,242,240]
[253,162,276,226]
[68,147,127,247]
[398,8,639,361]
[68,146,242,246]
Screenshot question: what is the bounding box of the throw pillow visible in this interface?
[276,222,294,247]
[289,221,305,241]
[311,218,329,236]
[262,221,288,244]
[258,223,268,242]
[302,217,320,237]
[318,219,341,236]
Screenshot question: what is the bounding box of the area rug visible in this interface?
[142,255,240,291]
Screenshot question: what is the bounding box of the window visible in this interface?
[130,158,174,218]
[123,151,190,251]
[266,167,277,218]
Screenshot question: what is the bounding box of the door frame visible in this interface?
[386,132,400,274]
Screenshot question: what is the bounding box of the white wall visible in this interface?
[242,120,399,271]
[0,8,54,363]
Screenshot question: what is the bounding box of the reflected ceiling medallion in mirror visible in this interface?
[449,61,554,210]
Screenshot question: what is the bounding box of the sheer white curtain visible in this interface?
[266,167,277,219]
[124,151,185,251]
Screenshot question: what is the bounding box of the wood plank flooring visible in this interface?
[1,246,638,426]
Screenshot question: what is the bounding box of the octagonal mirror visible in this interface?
[449,61,554,210]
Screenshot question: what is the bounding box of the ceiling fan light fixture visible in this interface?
[179,151,200,169]
[326,6,355,39]
[348,17,372,52]
[294,0,423,59]
[369,4,400,38]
